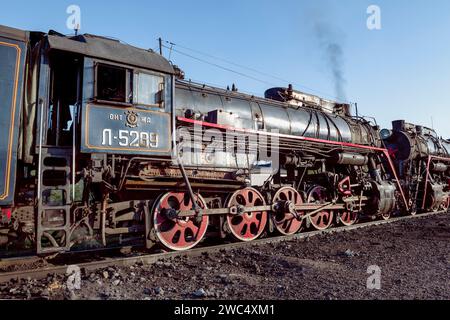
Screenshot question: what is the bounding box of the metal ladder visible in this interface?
[36,147,72,254]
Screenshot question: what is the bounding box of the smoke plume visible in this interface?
[314,22,347,102]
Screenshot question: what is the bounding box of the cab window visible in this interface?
[96,64,129,103]
[134,72,164,107]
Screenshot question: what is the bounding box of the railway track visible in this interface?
[0,210,446,284]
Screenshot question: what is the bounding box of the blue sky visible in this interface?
[1,0,450,137]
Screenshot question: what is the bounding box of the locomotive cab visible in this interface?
[38,33,175,155]
[11,30,176,254]
[0,26,27,210]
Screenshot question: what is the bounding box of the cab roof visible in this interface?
[0,24,28,42]
[47,33,174,74]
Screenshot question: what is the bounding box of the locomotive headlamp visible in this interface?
[380,129,393,140]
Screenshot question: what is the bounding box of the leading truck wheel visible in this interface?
[226,187,268,242]
[152,192,209,251]
[441,196,450,212]
[306,186,334,230]
[271,187,304,235]
[381,211,391,220]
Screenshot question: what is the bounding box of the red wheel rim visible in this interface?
[307,186,334,230]
[441,195,450,211]
[381,212,391,220]
[339,211,358,226]
[226,188,268,241]
[272,187,304,235]
[153,192,209,251]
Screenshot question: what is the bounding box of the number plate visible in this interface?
[81,104,172,155]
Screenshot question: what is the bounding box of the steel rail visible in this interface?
[0,210,446,284]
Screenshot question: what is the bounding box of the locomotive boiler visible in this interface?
[0,24,448,256]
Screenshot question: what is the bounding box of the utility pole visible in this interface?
[159,37,163,56]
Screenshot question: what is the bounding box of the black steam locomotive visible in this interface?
[0,25,448,255]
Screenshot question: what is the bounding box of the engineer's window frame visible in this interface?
[133,71,165,108]
[94,63,133,105]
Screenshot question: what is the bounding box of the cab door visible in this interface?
[0,26,27,205]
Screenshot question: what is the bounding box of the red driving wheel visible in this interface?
[306,186,334,230]
[226,187,268,242]
[152,192,209,251]
[339,211,359,226]
[271,187,304,235]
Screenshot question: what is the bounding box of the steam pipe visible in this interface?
[369,156,382,183]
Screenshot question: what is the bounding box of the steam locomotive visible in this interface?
[0,24,448,255]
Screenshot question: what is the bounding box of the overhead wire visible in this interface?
[162,44,277,87]
[161,39,351,104]
[164,45,341,113]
